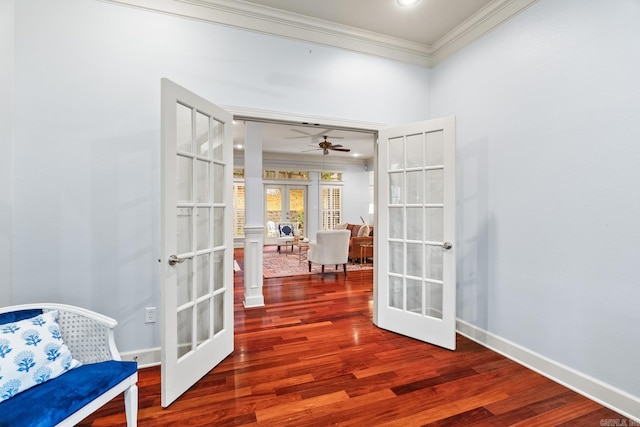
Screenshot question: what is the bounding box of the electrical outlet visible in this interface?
[144,307,157,323]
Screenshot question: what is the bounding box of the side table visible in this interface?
[359,242,374,266]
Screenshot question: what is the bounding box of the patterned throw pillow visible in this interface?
[279,224,293,236]
[0,310,81,402]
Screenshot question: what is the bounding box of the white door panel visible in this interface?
[160,78,234,406]
[376,117,456,350]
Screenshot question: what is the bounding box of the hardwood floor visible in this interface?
[82,249,625,426]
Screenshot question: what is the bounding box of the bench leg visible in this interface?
[125,384,138,427]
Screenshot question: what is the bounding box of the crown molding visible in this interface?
[430,0,539,65]
[102,0,538,68]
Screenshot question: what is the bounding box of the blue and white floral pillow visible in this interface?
[0,310,81,402]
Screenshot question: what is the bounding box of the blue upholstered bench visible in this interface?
[0,304,138,427]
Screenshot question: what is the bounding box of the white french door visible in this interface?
[160,78,234,406]
[376,116,456,350]
[264,184,307,242]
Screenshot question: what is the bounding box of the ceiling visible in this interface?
[233,120,377,161]
[240,0,494,46]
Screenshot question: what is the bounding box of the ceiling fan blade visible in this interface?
[302,148,321,152]
[331,144,344,148]
[290,129,314,136]
[332,148,351,152]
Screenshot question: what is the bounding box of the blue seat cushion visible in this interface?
[0,309,42,324]
[0,360,137,427]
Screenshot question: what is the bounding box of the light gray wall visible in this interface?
[431,0,640,397]
[0,0,14,306]
[10,0,430,352]
[342,167,372,225]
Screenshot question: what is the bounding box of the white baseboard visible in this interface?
[456,320,640,422]
[120,347,161,368]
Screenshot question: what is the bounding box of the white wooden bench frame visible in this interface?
[0,303,138,427]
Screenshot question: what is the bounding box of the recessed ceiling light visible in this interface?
[397,0,419,6]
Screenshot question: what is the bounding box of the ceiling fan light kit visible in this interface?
[303,135,351,156]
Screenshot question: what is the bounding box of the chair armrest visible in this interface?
[0,303,120,363]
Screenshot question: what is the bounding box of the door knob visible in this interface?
[168,254,189,265]
[442,242,453,250]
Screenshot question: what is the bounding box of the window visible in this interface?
[263,170,309,180]
[321,186,341,230]
[320,172,342,182]
[233,183,245,237]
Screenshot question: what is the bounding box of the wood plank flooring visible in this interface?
[81,249,626,426]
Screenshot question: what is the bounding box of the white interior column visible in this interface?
[242,122,264,307]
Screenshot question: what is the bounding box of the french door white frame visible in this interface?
[264,184,308,243]
[160,79,234,407]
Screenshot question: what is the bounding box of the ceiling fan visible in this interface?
[304,136,351,155]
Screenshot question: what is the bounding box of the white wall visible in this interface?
[0,0,14,306]
[431,0,640,399]
[342,168,372,225]
[10,0,430,352]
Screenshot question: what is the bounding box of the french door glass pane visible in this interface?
[406,242,423,277]
[196,160,209,203]
[212,119,224,161]
[406,279,423,313]
[389,207,403,239]
[213,250,224,291]
[196,253,210,298]
[266,188,283,223]
[214,294,224,334]
[389,136,404,170]
[406,170,423,204]
[177,307,193,359]
[425,169,444,204]
[389,276,403,309]
[195,111,210,157]
[426,282,443,319]
[177,156,192,203]
[426,130,444,166]
[176,103,192,153]
[406,134,423,168]
[389,172,403,204]
[196,208,209,251]
[425,246,443,281]
[289,188,305,236]
[389,242,403,274]
[213,164,224,203]
[176,259,192,307]
[177,208,192,254]
[196,301,211,346]
[425,208,444,241]
[406,207,422,241]
[213,207,224,247]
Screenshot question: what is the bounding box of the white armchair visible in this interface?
[276,222,299,253]
[307,229,351,275]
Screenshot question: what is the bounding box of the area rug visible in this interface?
[262,245,372,278]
